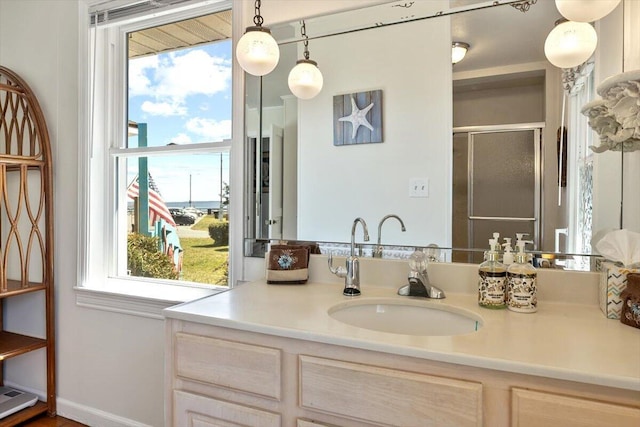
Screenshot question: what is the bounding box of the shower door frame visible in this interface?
[454,122,545,251]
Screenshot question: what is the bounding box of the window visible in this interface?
[566,65,595,269]
[79,0,237,313]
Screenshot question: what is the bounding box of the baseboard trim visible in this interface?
[56,398,153,427]
[3,381,154,426]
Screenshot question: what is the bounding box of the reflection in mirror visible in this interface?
[244,0,625,271]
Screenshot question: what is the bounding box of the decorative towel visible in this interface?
[266,245,310,284]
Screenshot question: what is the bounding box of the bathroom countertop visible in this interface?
[164,280,640,391]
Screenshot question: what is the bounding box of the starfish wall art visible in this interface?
[333,90,383,145]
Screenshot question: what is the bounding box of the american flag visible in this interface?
[127,173,177,227]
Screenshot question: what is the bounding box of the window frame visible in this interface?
[77,0,244,316]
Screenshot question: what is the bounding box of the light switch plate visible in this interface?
[409,178,428,197]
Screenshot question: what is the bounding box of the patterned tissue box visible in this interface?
[597,259,640,319]
[266,245,310,284]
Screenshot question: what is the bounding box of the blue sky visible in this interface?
[127,40,232,202]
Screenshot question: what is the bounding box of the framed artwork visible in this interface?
[333,90,383,146]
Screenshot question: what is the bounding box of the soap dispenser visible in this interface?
[506,237,538,313]
[502,238,514,266]
[493,232,502,261]
[478,238,507,309]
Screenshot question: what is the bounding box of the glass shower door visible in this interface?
[456,126,541,263]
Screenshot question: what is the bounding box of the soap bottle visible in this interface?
[478,238,507,309]
[502,238,514,266]
[506,238,538,313]
[493,232,502,261]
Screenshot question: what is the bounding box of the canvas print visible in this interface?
[333,90,383,145]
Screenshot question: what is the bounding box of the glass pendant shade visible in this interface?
[452,42,469,64]
[288,60,323,99]
[544,21,597,68]
[236,27,280,76]
[555,0,621,22]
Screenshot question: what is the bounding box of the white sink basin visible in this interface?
[328,298,482,336]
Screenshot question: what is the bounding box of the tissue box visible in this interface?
[598,259,640,319]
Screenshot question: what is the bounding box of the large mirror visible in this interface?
[244,0,626,270]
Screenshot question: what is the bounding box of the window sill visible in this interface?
[75,279,226,319]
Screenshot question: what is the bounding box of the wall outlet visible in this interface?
[409,178,428,198]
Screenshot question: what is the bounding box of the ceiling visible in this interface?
[254,0,561,108]
[450,0,562,72]
[128,9,232,58]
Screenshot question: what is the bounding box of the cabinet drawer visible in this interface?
[175,332,281,399]
[512,388,640,427]
[299,355,482,427]
[174,390,280,427]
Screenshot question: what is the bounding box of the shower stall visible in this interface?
[452,123,544,263]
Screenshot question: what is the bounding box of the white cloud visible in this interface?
[169,133,192,145]
[186,118,232,141]
[140,100,187,116]
[128,55,158,96]
[129,49,231,117]
[156,50,231,98]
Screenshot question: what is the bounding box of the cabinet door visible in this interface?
[174,390,280,427]
[512,388,640,427]
[300,355,482,427]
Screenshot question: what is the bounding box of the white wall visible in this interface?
[592,4,625,237]
[295,5,451,247]
[0,1,165,426]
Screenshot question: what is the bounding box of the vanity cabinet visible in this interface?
[166,320,640,427]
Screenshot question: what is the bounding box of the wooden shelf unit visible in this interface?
[0,331,47,361]
[0,66,55,425]
[0,402,48,427]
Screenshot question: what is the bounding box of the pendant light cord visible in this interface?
[301,20,310,60]
[253,0,264,26]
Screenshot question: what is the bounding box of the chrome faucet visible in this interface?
[373,214,406,258]
[397,249,445,299]
[328,217,370,296]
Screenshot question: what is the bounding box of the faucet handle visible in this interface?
[424,244,441,262]
[409,249,428,273]
[328,253,347,278]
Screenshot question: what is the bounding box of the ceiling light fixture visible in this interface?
[451,42,470,64]
[235,0,280,76]
[288,20,324,100]
[555,0,621,23]
[544,20,597,69]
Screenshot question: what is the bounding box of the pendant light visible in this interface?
[544,20,597,69]
[555,0,621,23]
[288,20,323,100]
[452,42,470,64]
[236,0,280,76]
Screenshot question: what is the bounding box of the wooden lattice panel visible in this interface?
[0,71,45,160]
[0,66,52,294]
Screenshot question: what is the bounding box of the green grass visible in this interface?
[191,214,222,231]
[179,237,228,285]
